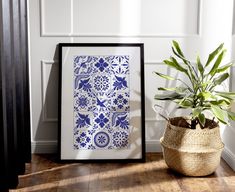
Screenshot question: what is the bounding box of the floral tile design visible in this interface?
[112,130,129,149]
[111,92,129,112]
[93,131,111,149]
[74,131,93,149]
[74,55,130,150]
[74,112,92,129]
[112,112,129,130]
[94,112,111,130]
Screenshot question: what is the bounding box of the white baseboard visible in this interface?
[31,140,58,154]
[222,147,235,171]
[31,140,162,153]
[31,141,235,171]
[146,140,162,152]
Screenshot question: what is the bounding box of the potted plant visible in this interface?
[154,41,235,176]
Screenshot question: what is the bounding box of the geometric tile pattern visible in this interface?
[73,55,130,149]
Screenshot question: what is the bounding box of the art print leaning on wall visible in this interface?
[59,43,145,161]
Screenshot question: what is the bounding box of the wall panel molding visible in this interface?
[232,0,235,35]
[145,61,164,65]
[40,0,201,38]
[41,60,58,122]
[40,33,201,38]
[145,61,197,65]
[40,0,72,36]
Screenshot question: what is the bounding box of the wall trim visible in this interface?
[40,0,201,38]
[31,140,162,154]
[41,60,58,122]
[40,33,201,38]
[31,140,58,154]
[222,147,235,171]
[32,140,235,171]
[146,140,162,152]
[145,61,197,65]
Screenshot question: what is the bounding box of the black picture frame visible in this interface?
[59,43,145,162]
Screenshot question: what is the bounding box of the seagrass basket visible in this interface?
[160,117,224,176]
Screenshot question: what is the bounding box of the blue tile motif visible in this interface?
[94,131,110,148]
[74,112,91,129]
[112,131,129,148]
[74,131,92,149]
[74,55,130,150]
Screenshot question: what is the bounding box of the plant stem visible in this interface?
[191,118,197,129]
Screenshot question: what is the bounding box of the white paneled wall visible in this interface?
[222,30,235,170]
[28,0,235,169]
[40,0,200,37]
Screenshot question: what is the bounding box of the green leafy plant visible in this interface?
[154,41,235,129]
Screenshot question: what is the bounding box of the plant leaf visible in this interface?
[198,113,206,126]
[171,43,198,86]
[228,111,235,121]
[178,98,192,108]
[205,43,224,67]
[213,73,229,86]
[215,91,235,100]
[201,81,212,90]
[215,91,235,97]
[154,92,184,100]
[172,40,185,57]
[192,107,202,118]
[154,71,175,80]
[158,87,189,93]
[170,57,188,71]
[196,55,204,76]
[211,105,228,124]
[216,62,233,73]
[175,87,189,93]
[163,59,187,73]
[209,99,230,106]
[209,49,227,76]
[171,47,190,64]
[198,91,214,100]
[158,87,176,91]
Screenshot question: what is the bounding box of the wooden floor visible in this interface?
[10,153,235,192]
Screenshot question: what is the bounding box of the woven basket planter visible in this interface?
[160,117,224,176]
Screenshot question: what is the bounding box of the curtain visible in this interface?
[0,0,31,190]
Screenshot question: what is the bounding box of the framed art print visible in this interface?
[59,43,145,161]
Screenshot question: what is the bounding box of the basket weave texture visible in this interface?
[160,117,224,176]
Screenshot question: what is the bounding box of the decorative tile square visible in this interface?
[112,112,129,130]
[74,75,93,92]
[111,92,129,112]
[106,55,129,75]
[112,130,130,149]
[93,112,111,131]
[92,74,111,93]
[74,91,96,112]
[93,57,110,73]
[93,131,112,149]
[111,74,129,91]
[74,112,93,130]
[74,56,97,75]
[93,94,112,112]
[74,130,92,149]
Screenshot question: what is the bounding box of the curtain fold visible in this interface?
[0,0,31,190]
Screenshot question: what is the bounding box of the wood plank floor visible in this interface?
[10,153,235,192]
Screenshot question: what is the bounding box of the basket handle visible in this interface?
[152,104,169,121]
